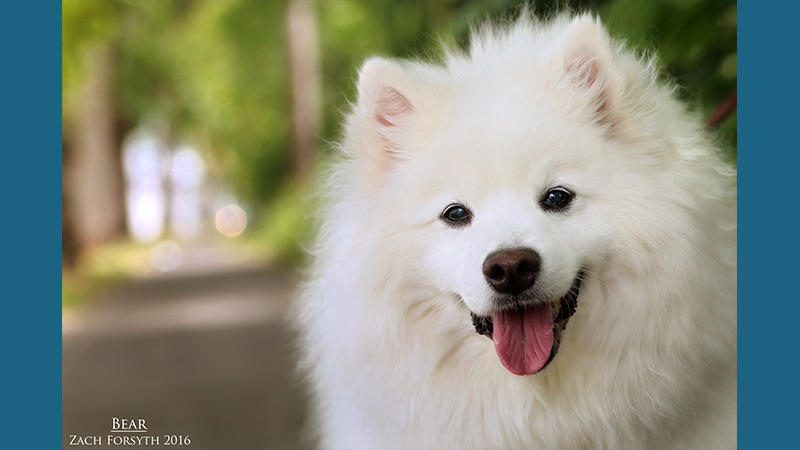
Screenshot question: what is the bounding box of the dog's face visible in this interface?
[346,17,656,375]
[413,104,613,320]
[408,102,621,374]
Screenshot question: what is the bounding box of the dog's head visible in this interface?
[343,16,672,375]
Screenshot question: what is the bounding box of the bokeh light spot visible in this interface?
[215,205,247,237]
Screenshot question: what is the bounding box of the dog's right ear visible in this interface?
[351,57,424,165]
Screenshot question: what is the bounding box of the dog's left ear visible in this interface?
[349,57,434,170]
[550,16,626,130]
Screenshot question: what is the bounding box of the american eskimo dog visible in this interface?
[296,13,736,450]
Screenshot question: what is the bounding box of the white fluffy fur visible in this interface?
[295,14,736,450]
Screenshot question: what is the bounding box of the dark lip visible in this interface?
[470,271,584,370]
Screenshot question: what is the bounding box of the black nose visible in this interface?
[482,248,541,295]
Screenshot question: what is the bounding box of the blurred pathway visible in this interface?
[62,245,310,449]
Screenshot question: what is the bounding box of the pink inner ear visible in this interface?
[563,51,612,126]
[565,52,601,89]
[375,86,414,127]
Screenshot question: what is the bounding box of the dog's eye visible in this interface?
[541,187,574,211]
[442,204,472,225]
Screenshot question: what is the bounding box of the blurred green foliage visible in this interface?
[63,0,736,264]
[62,0,123,119]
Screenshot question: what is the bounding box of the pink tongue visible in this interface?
[492,304,553,375]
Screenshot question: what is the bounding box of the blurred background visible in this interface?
[62,1,736,448]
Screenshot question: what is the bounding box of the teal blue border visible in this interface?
[5,2,61,448]
[738,1,796,449]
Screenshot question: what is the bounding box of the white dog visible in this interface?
[295,13,736,450]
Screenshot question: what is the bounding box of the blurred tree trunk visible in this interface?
[114,113,132,237]
[65,44,127,248]
[286,0,322,180]
[62,124,79,270]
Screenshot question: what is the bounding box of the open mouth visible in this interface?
[470,271,583,375]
